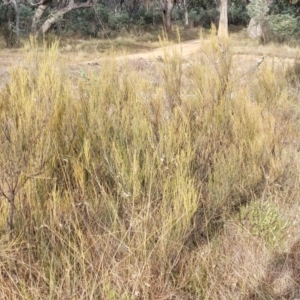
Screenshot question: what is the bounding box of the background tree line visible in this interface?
[0,0,299,46]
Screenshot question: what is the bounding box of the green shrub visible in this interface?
[228,2,249,25]
[247,0,270,21]
[19,4,35,36]
[198,7,219,27]
[0,34,293,299]
[64,5,105,37]
[239,200,289,247]
[267,13,300,43]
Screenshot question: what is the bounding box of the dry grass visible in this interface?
[0,30,300,299]
[230,29,300,60]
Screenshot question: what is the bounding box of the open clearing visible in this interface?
[0,35,299,87]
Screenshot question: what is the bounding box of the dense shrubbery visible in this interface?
[267,13,300,43]
[228,1,249,25]
[247,0,300,43]
[0,0,299,41]
[0,32,299,298]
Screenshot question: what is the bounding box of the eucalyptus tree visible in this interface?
[1,0,20,46]
[247,0,271,38]
[218,0,228,38]
[30,0,95,35]
[159,0,177,31]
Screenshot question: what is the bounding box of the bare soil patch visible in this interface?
[0,38,299,88]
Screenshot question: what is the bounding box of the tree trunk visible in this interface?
[247,0,272,40]
[31,3,50,34]
[3,0,20,46]
[144,0,150,10]
[247,17,263,39]
[160,0,176,32]
[183,0,189,27]
[40,11,64,35]
[37,1,92,36]
[218,0,228,38]
[114,0,124,14]
[10,0,19,39]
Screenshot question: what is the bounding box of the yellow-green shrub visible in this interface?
[239,200,289,247]
[0,34,293,299]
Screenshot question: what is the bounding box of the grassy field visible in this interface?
[0,28,300,299]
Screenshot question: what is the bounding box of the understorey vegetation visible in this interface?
[0,32,300,298]
[0,0,300,48]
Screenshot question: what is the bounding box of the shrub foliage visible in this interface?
[0,35,296,298]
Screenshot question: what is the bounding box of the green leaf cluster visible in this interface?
[267,13,300,41]
[247,0,270,21]
[240,200,289,247]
